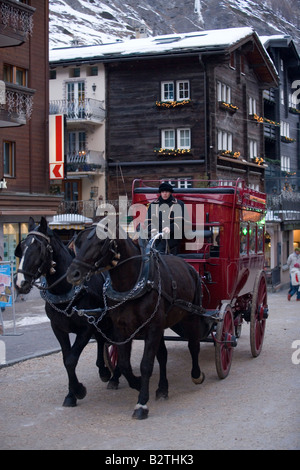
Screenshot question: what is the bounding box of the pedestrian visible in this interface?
[287,246,300,301]
[144,181,189,255]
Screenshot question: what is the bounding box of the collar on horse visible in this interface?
[104,237,153,302]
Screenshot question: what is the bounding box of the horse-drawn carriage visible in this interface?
[15,178,268,419]
[131,178,268,380]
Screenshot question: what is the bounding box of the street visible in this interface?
[0,288,299,450]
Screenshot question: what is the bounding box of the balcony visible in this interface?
[49,98,105,126]
[66,150,105,177]
[267,191,300,224]
[264,124,277,141]
[0,0,35,47]
[0,81,34,127]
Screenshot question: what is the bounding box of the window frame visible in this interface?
[217,80,231,103]
[176,80,190,101]
[161,81,175,101]
[177,128,191,149]
[3,64,28,87]
[217,130,233,152]
[249,139,258,159]
[3,141,15,177]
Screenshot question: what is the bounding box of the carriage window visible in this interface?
[257,225,264,253]
[249,224,256,254]
[240,223,248,255]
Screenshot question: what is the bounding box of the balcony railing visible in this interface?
[267,192,300,221]
[0,0,35,47]
[66,150,105,174]
[49,98,105,124]
[0,82,34,126]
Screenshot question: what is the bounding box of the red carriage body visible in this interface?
[131,178,268,372]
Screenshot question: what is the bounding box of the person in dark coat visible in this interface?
[144,182,189,255]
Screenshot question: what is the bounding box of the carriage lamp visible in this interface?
[92,83,96,93]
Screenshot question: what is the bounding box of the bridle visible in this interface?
[71,225,122,278]
[17,230,65,290]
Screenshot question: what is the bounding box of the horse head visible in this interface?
[15,216,63,294]
[67,217,132,286]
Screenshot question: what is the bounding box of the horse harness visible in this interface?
[74,241,207,345]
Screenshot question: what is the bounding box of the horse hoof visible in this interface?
[63,394,77,407]
[132,404,149,420]
[75,383,87,400]
[107,380,119,390]
[192,371,205,385]
[155,389,169,400]
[99,367,111,383]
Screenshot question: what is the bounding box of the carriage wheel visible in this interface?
[215,304,236,379]
[250,270,268,357]
[104,343,118,373]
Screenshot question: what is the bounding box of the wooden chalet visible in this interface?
[104,28,278,198]
[49,27,279,201]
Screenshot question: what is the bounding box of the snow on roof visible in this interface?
[49,27,255,63]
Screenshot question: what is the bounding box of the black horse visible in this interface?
[14,217,124,407]
[67,218,211,419]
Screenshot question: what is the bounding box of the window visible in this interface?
[161,81,174,101]
[217,130,232,151]
[50,70,56,80]
[87,66,98,77]
[230,52,235,69]
[289,92,297,108]
[280,89,284,105]
[161,128,191,149]
[70,68,80,78]
[248,97,257,115]
[163,178,193,189]
[281,156,290,171]
[67,131,86,161]
[3,64,27,86]
[162,129,175,148]
[3,141,15,177]
[240,55,245,74]
[217,81,231,103]
[280,121,290,137]
[177,81,190,100]
[249,140,258,159]
[67,81,85,118]
[161,80,190,101]
[177,128,191,148]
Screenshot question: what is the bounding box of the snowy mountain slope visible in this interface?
[49,0,300,51]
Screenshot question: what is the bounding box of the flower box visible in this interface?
[155,100,191,109]
[154,147,192,156]
[281,136,296,143]
[219,101,238,113]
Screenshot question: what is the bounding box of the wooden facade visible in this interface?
[0,0,61,217]
[0,0,61,263]
[105,32,278,200]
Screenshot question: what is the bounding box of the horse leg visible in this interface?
[114,341,141,392]
[94,332,111,383]
[184,319,205,385]
[155,336,168,400]
[132,334,162,420]
[51,324,88,407]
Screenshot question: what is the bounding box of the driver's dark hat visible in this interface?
[159,182,174,193]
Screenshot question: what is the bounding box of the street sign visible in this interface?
[49,163,64,179]
[49,114,64,180]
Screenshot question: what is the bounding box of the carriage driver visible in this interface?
[144,182,190,255]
